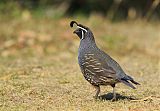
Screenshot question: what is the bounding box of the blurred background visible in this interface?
[0,0,160,58]
[0,1,160,110]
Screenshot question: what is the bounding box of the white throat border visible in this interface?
[77,26,87,32]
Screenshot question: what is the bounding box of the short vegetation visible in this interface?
[0,1,160,111]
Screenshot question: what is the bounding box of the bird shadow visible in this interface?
[98,93,136,101]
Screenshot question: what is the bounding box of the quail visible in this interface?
[70,21,140,101]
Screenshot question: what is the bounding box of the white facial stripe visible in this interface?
[81,30,84,40]
[77,26,87,32]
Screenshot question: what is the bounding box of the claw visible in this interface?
[111,97,117,102]
[93,96,99,99]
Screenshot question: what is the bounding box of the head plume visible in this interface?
[70,21,88,32]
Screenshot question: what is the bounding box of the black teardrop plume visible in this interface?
[70,21,78,27]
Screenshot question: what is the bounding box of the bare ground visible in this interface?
[0,17,160,111]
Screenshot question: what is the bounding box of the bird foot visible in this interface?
[93,96,99,99]
[111,97,117,102]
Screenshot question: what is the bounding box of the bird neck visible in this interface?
[79,32,97,51]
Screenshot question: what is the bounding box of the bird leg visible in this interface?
[111,84,116,101]
[93,85,100,99]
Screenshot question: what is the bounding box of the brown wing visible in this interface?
[81,53,117,85]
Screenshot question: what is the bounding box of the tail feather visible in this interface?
[126,75,140,85]
[130,80,140,85]
[124,75,140,85]
[119,79,136,89]
[118,73,140,89]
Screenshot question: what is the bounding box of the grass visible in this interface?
[0,16,160,111]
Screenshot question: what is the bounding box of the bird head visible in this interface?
[70,21,89,40]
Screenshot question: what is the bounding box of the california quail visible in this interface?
[70,21,140,101]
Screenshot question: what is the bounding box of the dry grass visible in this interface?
[0,16,160,111]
